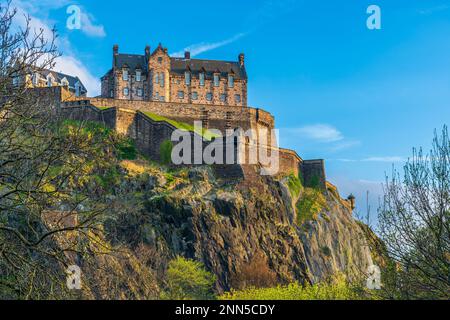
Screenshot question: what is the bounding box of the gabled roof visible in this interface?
[39,69,87,92]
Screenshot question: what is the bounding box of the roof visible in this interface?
[115,53,147,72]
[40,69,87,92]
[170,58,247,80]
[107,53,247,80]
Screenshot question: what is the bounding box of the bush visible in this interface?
[220,274,369,300]
[160,140,173,165]
[296,188,327,225]
[286,173,302,199]
[163,257,216,300]
[231,252,277,290]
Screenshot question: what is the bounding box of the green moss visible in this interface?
[159,140,173,165]
[286,173,302,199]
[296,188,327,225]
[142,112,220,141]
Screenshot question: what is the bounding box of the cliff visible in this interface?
[104,160,375,292]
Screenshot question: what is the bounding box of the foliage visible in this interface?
[142,111,219,141]
[160,140,173,165]
[378,126,450,300]
[286,173,302,199]
[296,188,327,225]
[220,274,370,300]
[162,256,216,300]
[231,252,277,290]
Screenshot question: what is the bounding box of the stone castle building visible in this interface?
[13,68,87,97]
[101,44,247,107]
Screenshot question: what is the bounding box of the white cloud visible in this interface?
[10,0,101,96]
[362,156,406,163]
[294,124,344,143]
[334,156,406,163]
[172,33,246,57]
[79,11,106,38]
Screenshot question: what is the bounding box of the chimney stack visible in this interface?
[185,51,191,60]
[145,45,151,61]
[113,44,119,67]
[238,53,245,67]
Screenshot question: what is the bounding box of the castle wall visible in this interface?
[301,159,327,190]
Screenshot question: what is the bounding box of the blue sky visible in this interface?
[11,0,450,222]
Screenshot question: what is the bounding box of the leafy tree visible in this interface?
[163,256,216,300]
[378,126,450,299]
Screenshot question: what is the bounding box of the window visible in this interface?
[214,74,220,87]
[206,92,212,101]
[123,88,129,96]
[32,73,39,86]
[75,84,81,97]
[160,95,165,102]
[158,57,163,64]
[155,92,159,100]
[122,70,129,81]
[136,71,141,82]
[220,94,227,102]
[177,91,184,99]
[191,92,198,100]
[185,71,191,85]
[199,72,205,86]
[110,90,114,98]
[137,88,143,97]
[228,75,234,88]
[160,72,164,87]
[155,73,159,84]
[235,94,241,103]
[47,75,53,87]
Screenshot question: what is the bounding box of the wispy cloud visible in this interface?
[172,33,246,57]
[334,156,406,163]
[292,124,344,143]
[10,0,101,95]
[79,9,106,38]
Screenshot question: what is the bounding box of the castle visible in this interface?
[54,43,326,188]
[101,44,247,107]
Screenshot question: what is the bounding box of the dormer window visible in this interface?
[185,71,191,85]
[228,75,234,88]
[47,74,54,87]
[136,71,141,82]
[214,74,220,87]
[32,73,39,86]
[61,78,69,87]
[122,69,129,81]
[199,72,205,86]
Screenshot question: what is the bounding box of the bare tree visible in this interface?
[0,1,113,299]
[378,126,450,299]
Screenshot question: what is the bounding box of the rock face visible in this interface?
[110,165,375,292]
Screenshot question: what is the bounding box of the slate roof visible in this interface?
[40,69,87,92]
[105,53,247,80]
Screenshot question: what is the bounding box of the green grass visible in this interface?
[296,188,327,225]
[142,112,220,141]
[97,106,113,110]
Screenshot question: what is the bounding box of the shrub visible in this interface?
[117,138,137,160]
[220,274,369,300]
[296,188,327,225]
[163,257,216,300]
[231,252,277,290]
[160,140,173,165]
[286,173,302,199]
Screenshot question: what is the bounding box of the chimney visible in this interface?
[145,45,151,61]
[238,53,245,67]
[113,44,119,67]
[347,194,356,211]
[184,51,191,60]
